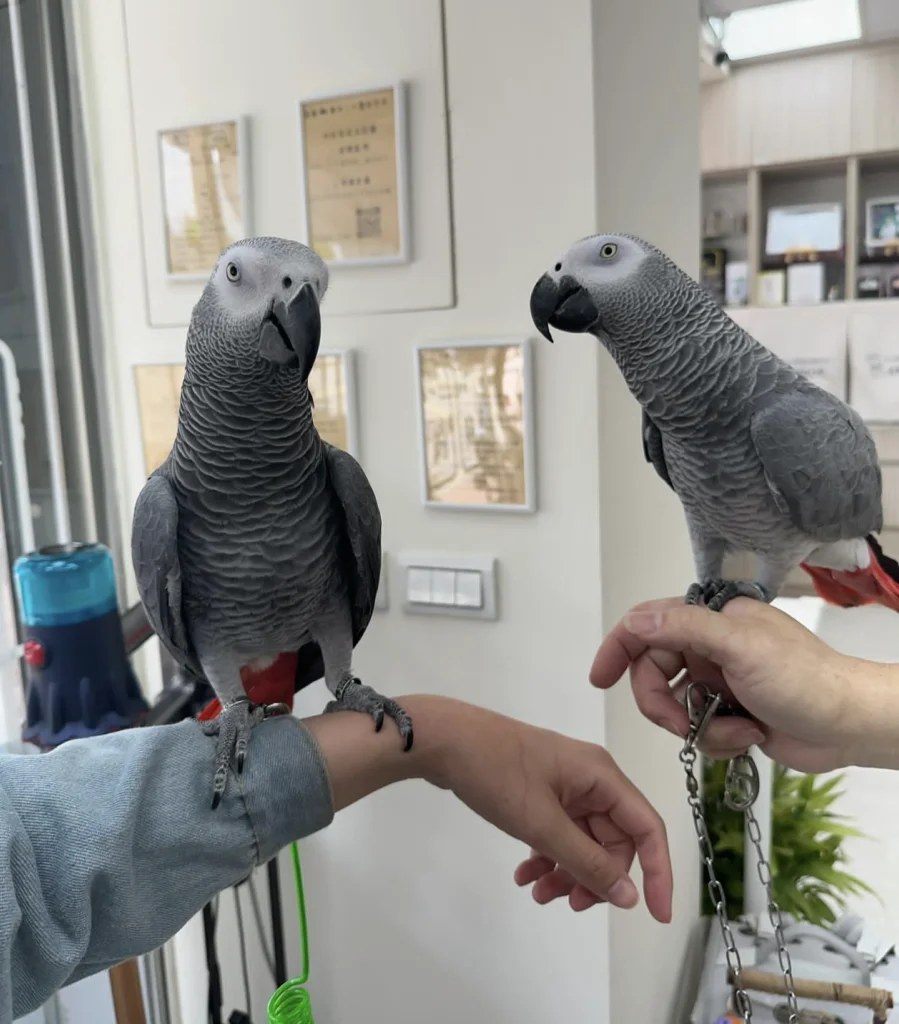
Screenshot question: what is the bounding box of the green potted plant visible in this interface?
[701,759,877,926]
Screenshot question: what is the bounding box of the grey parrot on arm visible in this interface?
[131,237,412,808]
[528,233,899,614]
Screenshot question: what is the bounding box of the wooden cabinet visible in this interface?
[701,77,753,173]
[851,47,899,155]
[748,52,853,166]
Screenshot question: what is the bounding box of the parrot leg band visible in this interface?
[202,698,268,809]
[685,578,770,611]
[325,677,414,752]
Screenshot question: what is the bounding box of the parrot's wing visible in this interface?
[323,442,382,643]
[750,388,883,543]
[642,410,673,489]
[131,473,202,677]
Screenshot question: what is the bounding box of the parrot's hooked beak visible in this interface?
[258,281,322,378]
[529,273,599,343]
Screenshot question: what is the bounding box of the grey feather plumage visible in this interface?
[531,232,886,608]
[131,236,410,805]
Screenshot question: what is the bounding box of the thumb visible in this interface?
[535,803,641,913]
[622,603,743,666]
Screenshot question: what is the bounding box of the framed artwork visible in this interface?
[133,350,359,477]
[298,82,410,267]
[414,338,536,513]
[157,117,251,281]
[865,196,899,251]
[765,202,843,257]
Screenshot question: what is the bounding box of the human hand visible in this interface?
[589,596,897,773]
[412,696,672,921]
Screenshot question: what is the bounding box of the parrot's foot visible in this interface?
[324,677,414,752]
[686,578,770,611]
[202,698,290,809]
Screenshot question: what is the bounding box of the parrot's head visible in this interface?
[187,237,329,381]
[529,233,678,346]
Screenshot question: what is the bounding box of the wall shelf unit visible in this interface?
[702,151,899,308]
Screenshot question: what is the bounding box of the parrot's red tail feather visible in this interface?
[800,535,899,613]
[195,651,300,721]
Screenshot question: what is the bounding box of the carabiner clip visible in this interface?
[683,682,722,754]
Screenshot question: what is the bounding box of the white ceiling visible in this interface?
[703,0,899,42]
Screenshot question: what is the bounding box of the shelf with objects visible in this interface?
[856,154,899,300]
[701,152,899,311]
[701,171,751,308]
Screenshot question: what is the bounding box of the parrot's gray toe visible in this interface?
[685,583,705,605]
[202,699,267,808]
[326,678,414,751]
[703,579,770,611]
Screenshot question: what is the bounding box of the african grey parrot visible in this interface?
[132,237,412,807]
[529,232,899,613]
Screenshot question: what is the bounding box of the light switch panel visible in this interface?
[397,552,497,620]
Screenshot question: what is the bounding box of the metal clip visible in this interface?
[725,752,760,811]
[683,681,722,754]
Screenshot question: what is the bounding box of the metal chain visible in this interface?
[680,682,800,1024]
[745,799,800,1023]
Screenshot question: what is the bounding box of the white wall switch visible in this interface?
[397,552,498,620]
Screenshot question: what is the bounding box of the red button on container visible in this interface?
[23,640,46,669]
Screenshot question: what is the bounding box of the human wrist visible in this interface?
[300,693,471,811]
[837,656,899,770]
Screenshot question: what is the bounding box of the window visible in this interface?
[720,0,861,61]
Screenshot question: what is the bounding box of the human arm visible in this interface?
[4,694,671,1021]
[588,596,899,773]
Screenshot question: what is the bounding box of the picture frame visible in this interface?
[297,82,410,268]
[307,348,360,460]
[413,338,536,513]
[865,195,899,251]
[132,348,359,479]
[157,116,251,282]
[764,202,843,258]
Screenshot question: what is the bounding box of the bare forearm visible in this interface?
[841,657,899,770]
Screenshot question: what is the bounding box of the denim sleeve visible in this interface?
[0,716,334,1023]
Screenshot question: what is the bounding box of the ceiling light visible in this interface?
[721,0,861,61]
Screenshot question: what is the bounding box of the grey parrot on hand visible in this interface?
[131,237,412,808]
[529,233,899,613]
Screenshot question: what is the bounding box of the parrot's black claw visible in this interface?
[325,677,414,751]
[202,698,267,808]
[686,578,770,612]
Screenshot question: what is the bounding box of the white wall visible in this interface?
[71,0,700,1021]
[591,1,703,1020]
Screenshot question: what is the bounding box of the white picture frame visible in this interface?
[765,202,843,257]
[865,195,899,251]
[297,81,411,268]
[413,338,536,514]
[157,116,252,283]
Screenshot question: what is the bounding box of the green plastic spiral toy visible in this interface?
[266,842,315,1024]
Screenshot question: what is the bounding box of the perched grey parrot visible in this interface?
[132,237,412,807]
[529,233,899,613]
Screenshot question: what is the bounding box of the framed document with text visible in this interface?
[298,83,410,267]
[414,339,536,513]
[157,117,251,280]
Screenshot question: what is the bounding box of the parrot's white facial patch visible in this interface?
[209,242,329,321]
[558,234,648,292]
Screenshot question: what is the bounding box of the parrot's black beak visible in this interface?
[529,273,599,343]
[259,282,322,377]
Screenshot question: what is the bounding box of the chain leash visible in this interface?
[681,682,800,1023]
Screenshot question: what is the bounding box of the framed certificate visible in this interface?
[414,339,536,513]
[298,83,410,267]
[133,350,359,477]
[157,117,251,281]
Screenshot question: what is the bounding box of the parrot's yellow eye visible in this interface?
[225,261,241,283]
[600,243,617,259]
